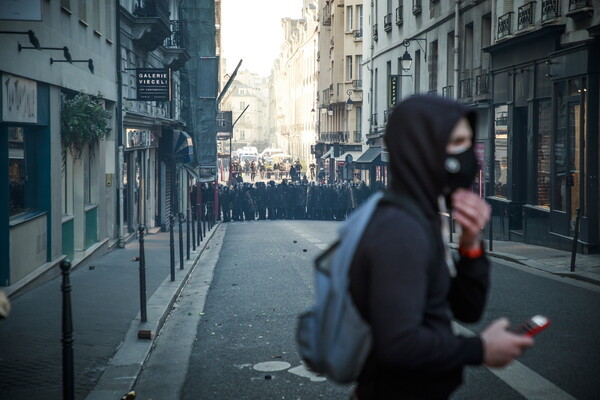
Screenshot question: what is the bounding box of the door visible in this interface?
[551,79,586,236]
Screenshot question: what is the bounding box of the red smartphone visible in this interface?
[513,315,550,337]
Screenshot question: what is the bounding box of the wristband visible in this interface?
[458,245,484,259]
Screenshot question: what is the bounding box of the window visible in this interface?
[481,14,491,70]
[240,101,246,110]
[494,105,509,198]
[447,32,454,86]
[346,6,354,31]
[356,55,363,81]
[346,56,353,81]
[105,0,113,39]
[428,40,438,92]
[464,23,473,73]
[8,127,38,217]
[536,100,551,208]
[357,5,363,31]
[79,0,87,22]
[92,0,100,31]
[386,61,392,108]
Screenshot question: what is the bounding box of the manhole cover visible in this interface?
[253,361,291,372]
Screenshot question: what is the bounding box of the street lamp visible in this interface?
[327,104,334,116]
[399,38,427,72]
[345,89,354,111]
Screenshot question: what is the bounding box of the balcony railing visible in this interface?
[352,79,363,89]
[459,78,472,98]
[396,6,404,25]
[164,20,185,48]
[517,2,536,31]
[373,24,378,41]
[353,131,362,143]
[353,29,363,40]
[427,90,438,95]
[320,132,348,143]
[413,0,422,15]
[442,85,454,98]
[322,3,332,26]
[569,0,592,11]
[371,113,378,127]
[384,13,393,32]
[542,0,561,22]
[498,12,514,39]
[476,74,490,95]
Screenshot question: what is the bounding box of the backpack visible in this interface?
[296,191,438,383]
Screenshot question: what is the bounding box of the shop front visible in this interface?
[485,27,599,253]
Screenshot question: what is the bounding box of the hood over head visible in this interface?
[384,95,476,219]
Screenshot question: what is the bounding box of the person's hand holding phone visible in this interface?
[481,318,535,368]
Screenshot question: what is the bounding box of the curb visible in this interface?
[449,243,600,287]
[84,222,222,400]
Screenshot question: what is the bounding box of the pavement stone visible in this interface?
[0,221,220,400]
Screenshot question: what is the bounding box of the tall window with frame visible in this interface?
[357,5,363,33]
[428,40,438,93]
[494,105,509,198]
[346,56,353,81]
[8,127,38,217]
[536,100,551,208]
[414,50,421,94]
[346,6,354,32]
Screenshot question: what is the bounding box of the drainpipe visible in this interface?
[116,0,125,247]
[454,0,461,100]
[369,0,375,135]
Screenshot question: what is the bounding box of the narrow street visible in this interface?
[133,220,600,400]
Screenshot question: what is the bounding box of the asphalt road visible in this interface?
[134,220,600,400]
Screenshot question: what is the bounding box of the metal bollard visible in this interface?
[60,260,75,400]
[197,204,203,243]
[191,207,196,252]
[169,214,175,282]
[202,206,207,238]
[186,209,191,260]
[138,225,147,322]
[569,207,582,272]
[178,212,184,270]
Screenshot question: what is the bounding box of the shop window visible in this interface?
[536,100,551,208]
[8,127,38,217]
[494,105,509,198]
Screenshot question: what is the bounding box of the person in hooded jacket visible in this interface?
[349,95,534,400]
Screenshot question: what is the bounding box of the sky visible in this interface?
[221,0,304,77]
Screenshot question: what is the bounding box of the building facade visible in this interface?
[222,70,270,152]
[316,0,366,183]
[1,0,118,286]
[364,0,599,253]
[269,1,319,168]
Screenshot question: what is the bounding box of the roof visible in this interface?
[335,151,364,163]
[355,147,383,163]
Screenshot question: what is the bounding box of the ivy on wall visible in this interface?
[61,92,111,160]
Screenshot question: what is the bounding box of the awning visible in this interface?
[320,148,333,159]
[174,130,194,163]
[355,147,383,164]
[184,165,200,180]
[335,151,364,164]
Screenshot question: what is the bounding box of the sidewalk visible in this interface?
[449,235,600,286]
[1,220,599,399]
[0,220,220,400]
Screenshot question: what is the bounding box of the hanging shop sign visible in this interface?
[2,73,37,124]
[136,68,172,101]
[126,128,157,149]
[389,75,400,109]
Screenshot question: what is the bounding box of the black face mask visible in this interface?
[444,146,478,195]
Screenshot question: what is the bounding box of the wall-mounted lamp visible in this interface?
[0,30,40,49]
[19,43,72,62]
[327,104,334,116]
[51,58,94,74]
[399,38,427,72]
